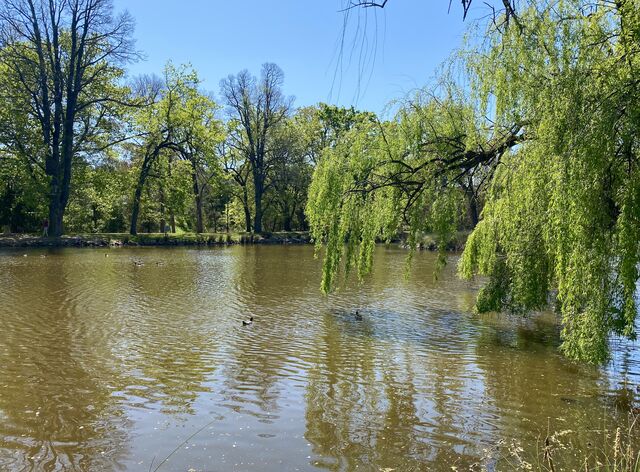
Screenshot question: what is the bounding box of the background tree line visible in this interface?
[0,0,486,238]
[0,0,484,238]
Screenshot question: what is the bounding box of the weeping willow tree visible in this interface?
[307,0,640,363]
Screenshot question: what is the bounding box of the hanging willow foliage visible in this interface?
[307,0,640,363]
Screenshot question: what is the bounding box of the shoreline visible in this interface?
[0,232,312,248]
[0,230,469,250]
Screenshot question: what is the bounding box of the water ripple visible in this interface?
[0,246,638,471]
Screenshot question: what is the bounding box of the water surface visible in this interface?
[0,245,638,471]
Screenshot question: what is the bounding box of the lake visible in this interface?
[0,245,638,471]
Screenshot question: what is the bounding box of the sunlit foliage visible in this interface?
[308,0,640,363]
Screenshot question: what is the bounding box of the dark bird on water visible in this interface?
[242,316,254,326]
[354,310,363,321]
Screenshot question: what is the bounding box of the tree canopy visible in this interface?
[0,0,138,236]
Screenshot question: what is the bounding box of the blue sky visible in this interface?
[112,1,470,116]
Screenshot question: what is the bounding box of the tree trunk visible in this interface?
[45,144,63,236]
[130,144,166,235]
[47,148,73,237]
[48,70,78,237]
[243,204,252,232]
[296,207,307,231]
[242,186,252,232]
[48,194,64,237]
[468,192,479,228]
[130,153,154,235]
[283,203,292,232]
[159,185,166,233]
[130,173,145,235]
[58,115,75,236]
[47,114,75,238]
[253,173,264,233]
[195,195,203,233]
[191,164,203,233]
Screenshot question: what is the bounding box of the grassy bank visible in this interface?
[492,419,640,472]
[455,416,640,471]
[0,230,470,250]
[0,231,311,248]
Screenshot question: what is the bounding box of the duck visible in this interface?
[242,316,254,326]
[354,310,363,321]
[104,253,109,257]
[133,259,144,267]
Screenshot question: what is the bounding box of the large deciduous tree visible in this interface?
[220,134,253,232]
[129,63,223,235]
[268,119,312,232]
[175,89,223,234]
[0,0,137,236]
[220,63,291,233]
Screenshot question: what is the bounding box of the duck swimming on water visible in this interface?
[354,310,363,321]
[242,316,254,326]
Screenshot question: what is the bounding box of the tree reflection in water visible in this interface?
[0,246,637,471]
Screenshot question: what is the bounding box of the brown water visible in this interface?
[0,245,638,471]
